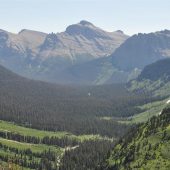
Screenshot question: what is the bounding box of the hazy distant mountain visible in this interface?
[56,57,140,85]
[0,21,128,83]
[111,30,170,71]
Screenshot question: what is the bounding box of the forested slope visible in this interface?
[129,58,170,98]
[107,105,170,170]
[0,64,148,137]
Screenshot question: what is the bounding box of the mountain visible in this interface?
[0,29,47,74]
[128,58,170,98]
[67,29,170,85]
[111,30,170,71]
[40,20,128,62]
[0,21,128,83]
[2,24,170,85]
[107,105,170,170]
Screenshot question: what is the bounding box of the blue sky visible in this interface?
[0,0,170,35]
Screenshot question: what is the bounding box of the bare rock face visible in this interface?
[39,21,128,63]
[0,29,47,58]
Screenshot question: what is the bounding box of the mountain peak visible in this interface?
[116,30,124,34]
[79,20,94,26]
[65,21,103,37]
[18,29,33,34]
[18,29,46,36]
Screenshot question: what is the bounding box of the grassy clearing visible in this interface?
[0,120,103,142]
[0,137,62,153]
[0,120,71,139]
[100,98,170,125]
[119,98,169,124]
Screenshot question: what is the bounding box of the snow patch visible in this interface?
[158,111,162,115]
[166,100,170,104]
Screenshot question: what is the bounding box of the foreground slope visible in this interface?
[107,105,170,170]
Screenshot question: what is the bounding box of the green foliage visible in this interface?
[107,107,170,170]
[138,58,170,82]
[128,59,170,99]
[60,140,114,170]
[129,79,170,98]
